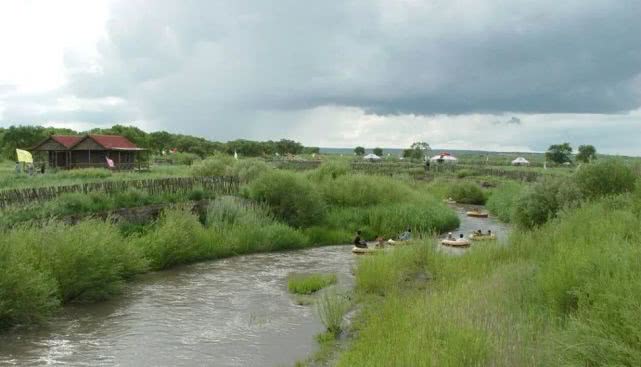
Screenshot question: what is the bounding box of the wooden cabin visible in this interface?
[30,134,146,170]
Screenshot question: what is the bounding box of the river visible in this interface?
[0,206,509,367]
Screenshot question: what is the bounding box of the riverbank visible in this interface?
[330,161,641,366]
[0,164,460,331]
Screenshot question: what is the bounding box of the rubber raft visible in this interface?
[351,246,382,254]
[466,211,489,218]
[469,234,497,241]
[441,239,471,247]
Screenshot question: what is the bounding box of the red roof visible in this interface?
[51,135,82,148]
[86,134,139,149]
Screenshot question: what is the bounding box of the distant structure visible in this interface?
[30,134,145,170]
[363,153,382,161]
[511,157,530,166]
[429,152,458,164]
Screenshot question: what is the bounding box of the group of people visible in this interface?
[445,229,492,241]
[353,227,412,249]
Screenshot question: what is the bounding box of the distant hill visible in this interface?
[320,147,542,157]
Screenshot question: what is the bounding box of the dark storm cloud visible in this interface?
[65,0,641,124]
[4,0,641,146]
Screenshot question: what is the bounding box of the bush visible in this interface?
[136,206,210,270]
[171,152,200,165]
[575,159,636,199]
[307,160,350,181]
[245,170,326,227]
[288,273,337,295]
[456,169,477,178]
[191,154,235,176]
[446,182,486,204]
[513,177,582,229]
[230,159,271,182]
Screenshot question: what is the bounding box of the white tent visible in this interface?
[429,153,458,164]
[363,153,382,161]
[511,157,529,166]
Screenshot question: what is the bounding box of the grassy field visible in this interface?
[288,273,337,295]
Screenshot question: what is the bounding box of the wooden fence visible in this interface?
[0,176,239,209]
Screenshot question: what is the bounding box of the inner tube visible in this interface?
[469,234,497,241]
[466,211,489,218]
[441,239,471,247]
[352,246,378,254]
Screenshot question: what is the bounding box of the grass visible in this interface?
[485,181,523,222]
[335,195,641,366]
[316,289,351,336]
[288,273,337,295]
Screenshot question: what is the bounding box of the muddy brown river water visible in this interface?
[0,206,509,367]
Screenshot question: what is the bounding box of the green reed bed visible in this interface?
[288,273,337,295]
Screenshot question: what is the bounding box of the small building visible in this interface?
[429,152,458,164]
[30,134,145,169]
[511,157,530,166]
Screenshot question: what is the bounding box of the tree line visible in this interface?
[545,143,597,164]
[0,125,319,160]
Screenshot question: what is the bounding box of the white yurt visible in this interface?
[363,153,382,161]
[511,157,529,166]
[429,152,458,164]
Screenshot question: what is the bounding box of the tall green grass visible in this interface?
[337,196,641,366]
[485,182,523,222]
[288,273,337,295]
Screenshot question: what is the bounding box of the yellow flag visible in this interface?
[16,149,33,163]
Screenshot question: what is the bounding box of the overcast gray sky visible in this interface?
[1,0,640,154]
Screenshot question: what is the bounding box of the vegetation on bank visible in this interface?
[335,159,641,366]
[0,162,458,331]
[288,273,337,295]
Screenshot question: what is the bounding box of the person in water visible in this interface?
[353,230,368,248]
[487,230,492,236]
[475,229,483,236]
[399,227,412,241]
[447,232,455,240]
[375,236,386,249]
[459,234,465,241]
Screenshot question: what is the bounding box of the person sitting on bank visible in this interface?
[353,230,368,248]
[399,227,412,241]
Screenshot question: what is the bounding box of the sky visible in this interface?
[0,0,640,154]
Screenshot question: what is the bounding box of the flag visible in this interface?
[105,156,115,168]
[16,149,33,163]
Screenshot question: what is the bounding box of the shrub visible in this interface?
[0,252,59,329]
[575,159,636,199]
[446,182,486,204]
[513,177,582,228]
[456,169,477,178]
[245,170,326,227]
[171,152,200,165]
[136,206,210,269]
[288,273,337,295]
[191,154,235,176]
[307,160,350,181]
[230,159,271,182]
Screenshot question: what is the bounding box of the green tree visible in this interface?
[576,145,597,163]
[545,143,573,164]
[354,146,365,156]
[404,141,431,161]
[373,147,383,156]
